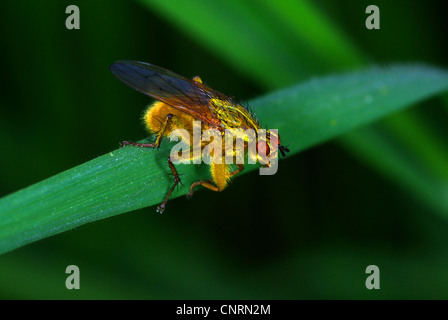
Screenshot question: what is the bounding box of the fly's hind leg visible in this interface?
[157,157,182,214]
[186,180,219,199]
[186,164,245,199]
[192,76,203,83]
[120,113,174,148]
[120,113,179,213]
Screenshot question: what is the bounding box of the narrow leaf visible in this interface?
[0,64,447,254]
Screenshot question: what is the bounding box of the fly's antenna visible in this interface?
[279,145,290,157]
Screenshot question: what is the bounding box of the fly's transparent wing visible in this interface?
[110,60,228,126]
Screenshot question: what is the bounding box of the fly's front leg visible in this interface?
[120,114,174,148]
[157,156,182,214]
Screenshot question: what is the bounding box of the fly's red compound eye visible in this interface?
[256,140,270,157]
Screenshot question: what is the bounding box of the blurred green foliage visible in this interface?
[1,0,448,299]
[2,64,446,256]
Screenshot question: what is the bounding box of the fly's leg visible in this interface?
[229,164,245,177]
[186,180,219,199]
[186,164,245,199]
[120,114,173,148]
[192,76,203,83]
[120,113,179,213]
[157,157,182,214]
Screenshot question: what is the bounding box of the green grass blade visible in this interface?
[134,0,292,87]
[138,0,363,83]
[340,126,448,214]
[138,0,448,217]
[0,64,448,254]
[257,0,364,69]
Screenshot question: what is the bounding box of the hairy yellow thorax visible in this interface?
[210,98,261,133]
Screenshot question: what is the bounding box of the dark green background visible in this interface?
[1,0,448,299]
